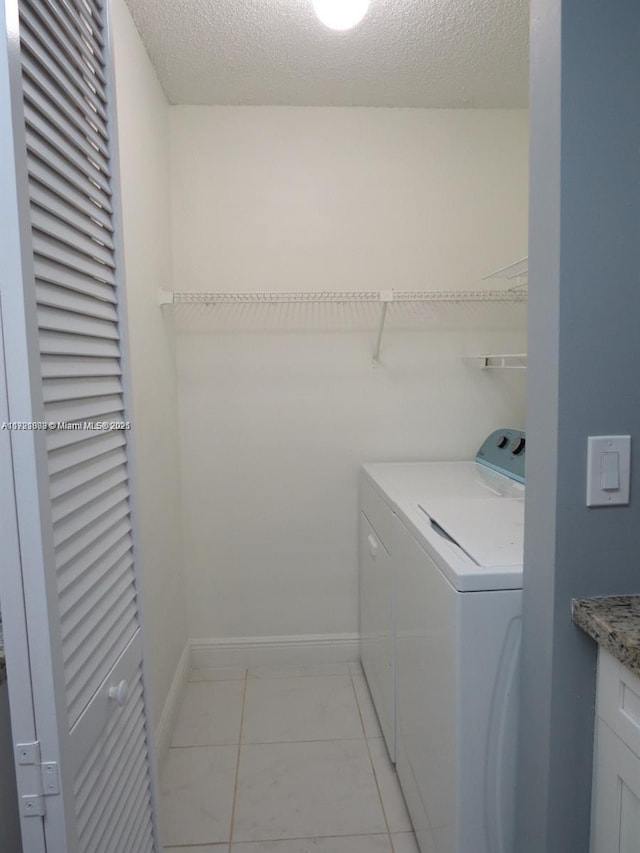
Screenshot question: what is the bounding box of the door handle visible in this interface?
[108,680,129,707]
[367,534,378,558]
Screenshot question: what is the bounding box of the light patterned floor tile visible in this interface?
[231,836,391,853]
[391,834,422,853]
[233,740,387,842]
[161,745,237,846]
[351,675,382,739]
[171,680,245,747]
[368,739,412,833]
[242,676,362,743]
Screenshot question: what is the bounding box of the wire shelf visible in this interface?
[159,289,528,306]
[464,353,528,370]
[159,288,527,365]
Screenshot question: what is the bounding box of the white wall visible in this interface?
[170,107,529,642]
[112,0,188,719]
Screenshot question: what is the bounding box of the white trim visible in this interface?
[190,633,360,670]
[154,643,190,773]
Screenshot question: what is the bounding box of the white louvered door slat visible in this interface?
[57,518,132,594]
[26,129,113,207]
[36,282,118,320]
[30,176,114,238]
[53,482,130,546]
[39,324,120,355]
[0,0,160,850]
[28,153,114,226]
[20,57,110,154]
[51,465,129,522]
[32,0,108,86]
[50,446,128,499]
[59,541,134,619]
[41,354,122,378]
[46,414,125,451]
[45,394,124,424]
[20,23,109,128]
[43,375,123,403]
[31,208,116,266]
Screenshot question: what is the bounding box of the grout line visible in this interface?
[350,670,396,853]
[231,736,369,746]
[168,735,369,751]
[228,667,249,848]
[189,669,357,682]
[246,669,356,678]
[168,742,240,749]
[228,831,393,845]
[349,669,369,741]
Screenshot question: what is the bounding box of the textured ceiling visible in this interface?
[124,0,529,108]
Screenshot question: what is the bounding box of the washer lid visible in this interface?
[418,497,524,568]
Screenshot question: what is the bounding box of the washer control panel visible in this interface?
[475,428,526,483]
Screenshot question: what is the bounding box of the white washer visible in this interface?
[361,430,525,853]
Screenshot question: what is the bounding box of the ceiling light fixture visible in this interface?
[312,0,370,31]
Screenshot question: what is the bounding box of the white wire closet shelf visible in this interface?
[482,258,529,290]
[158,288,528,363]
[157,288,527,305]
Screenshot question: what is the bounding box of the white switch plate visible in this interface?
[586,435,631,507]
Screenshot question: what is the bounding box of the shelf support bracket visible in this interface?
[158,289,174,307]
[372,291,394,366]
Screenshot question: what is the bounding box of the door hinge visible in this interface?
[21,794,46,818]
[16,741,60,818]
[40,761,60,795]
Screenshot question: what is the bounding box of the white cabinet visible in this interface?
[359,476,396,761]
[591,648,640,853]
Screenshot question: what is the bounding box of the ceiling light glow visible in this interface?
[312,0,370,31]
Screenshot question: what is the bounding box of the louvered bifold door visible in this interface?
[0,0,159,851]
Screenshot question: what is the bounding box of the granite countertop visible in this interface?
[572,595,640,678]
[0,620,5,686]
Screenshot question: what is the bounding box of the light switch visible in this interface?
[601,452,620,491]
[586,436,631,506]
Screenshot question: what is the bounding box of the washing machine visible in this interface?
[360,429,525,853]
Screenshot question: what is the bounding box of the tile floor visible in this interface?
[161,661,422,853]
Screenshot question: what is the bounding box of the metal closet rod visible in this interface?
[157,288,527,364]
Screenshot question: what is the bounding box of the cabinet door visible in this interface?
[359,512,394,759]
[591,720,640,853]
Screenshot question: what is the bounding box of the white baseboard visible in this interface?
[190,633,360,670]
[155,642,190,772]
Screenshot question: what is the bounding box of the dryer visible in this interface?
[360,430,525,853]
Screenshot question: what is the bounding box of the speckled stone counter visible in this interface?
[572,595,640,678]
[0,621,5,686]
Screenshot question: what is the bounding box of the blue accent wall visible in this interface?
[518,2,640,850]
